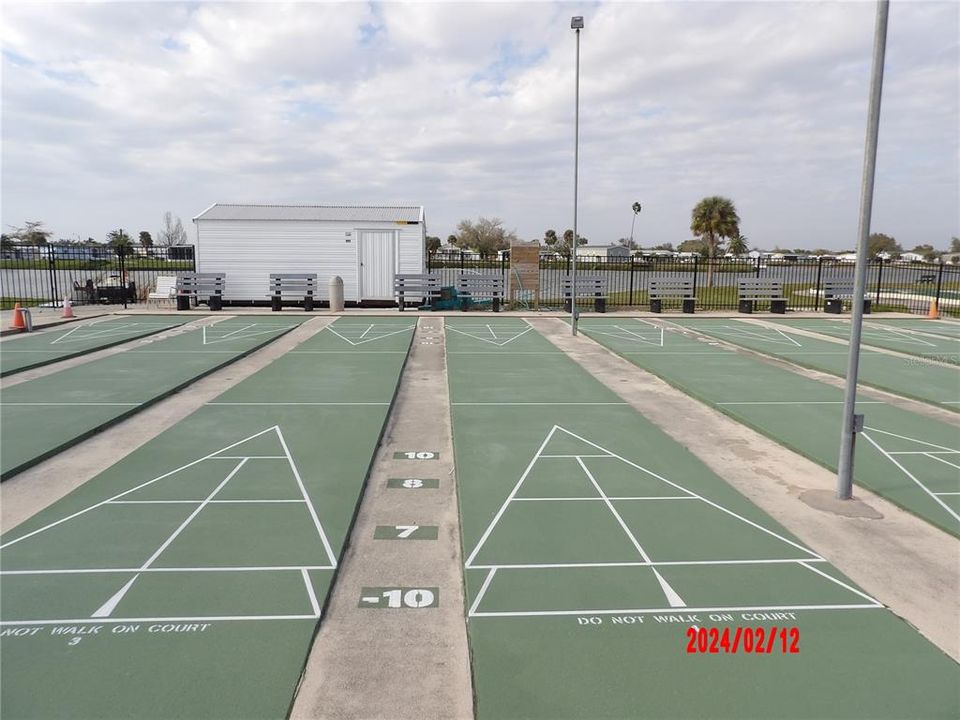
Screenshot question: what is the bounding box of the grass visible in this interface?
[1,297,41,311]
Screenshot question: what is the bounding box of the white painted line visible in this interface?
[0,614,320,626]
[717,401,883,406]
[289,351,407,354]
[864,427,959,454]
[91,574,140,618]
[470,604,884,619]
[487,324,498,341]
[935,492,960,496]
[446,325,533,347]
[276,426,339,569]
[798,562,883,606]
[302,568,321,617]
[206,402,390,406]
[512,496,696,502]
[771,327,803,347]
[0,427,282,550]
[651,568,686,608]
[464,426,559,567]
[209,455,286,459]
[861,431,960,524]
[887,451,959,455]
[468,558,825,570]
[452,402,627,406]
[923,455,960,471]
[540,454,613,458]
[576,457,653,564]
[326,325,413,346]
[469,567,498,616]
[0,402,143,406]
[1,565,334,575]
[556,427,824,560]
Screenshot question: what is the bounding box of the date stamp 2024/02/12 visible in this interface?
[686,626,799,655]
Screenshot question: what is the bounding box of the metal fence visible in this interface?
[427,252,959,315]
[0,245,196,309]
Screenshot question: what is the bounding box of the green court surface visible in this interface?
[0,317,304,479]
[873,318,960,339]
[670,319,959,410]
[0,316,185,376]
[579,319,960,536]
[0,317,415,718]
[446,319,959,719]
[765,318,960,365]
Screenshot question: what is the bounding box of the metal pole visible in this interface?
[838,0,889,499]
[571,25,581,335]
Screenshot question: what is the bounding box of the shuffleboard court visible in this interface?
[670,318,959,410]
[0,317,304,479]
[0,316,186,376]
[0,317,415,718]
[580,319,960,536]
[871,318,960,339]
[764,317,960,365]
[446,318,959,718]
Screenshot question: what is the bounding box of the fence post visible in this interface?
[814,257,824,312]
[46,246,58,308]
[692,256,699,299]
[117,245,128,310]
[934,262,945,310]
[755,255,761,278]
[628,256,636,306]
[874,257,883,306]
[459,251,464,273]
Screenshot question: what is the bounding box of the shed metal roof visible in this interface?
[193,203,423,223]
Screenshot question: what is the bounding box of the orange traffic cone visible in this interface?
[928,299,939,319]
[10,302,25,330]
[62,298,74,319]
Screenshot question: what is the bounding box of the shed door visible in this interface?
[358,230,397,300]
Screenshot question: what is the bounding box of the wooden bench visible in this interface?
[269,273,317,311]
[457,275,505,312]
[738,277,787,314]
[395,273,442,311]
[823,280,871,315]
[649,277,696,313]
[563,275,607,313]
[177,272,225,311]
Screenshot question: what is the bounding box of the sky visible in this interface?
[1,1,957,251]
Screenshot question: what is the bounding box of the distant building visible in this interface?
[899,252,926,263]
[576,244,631,259]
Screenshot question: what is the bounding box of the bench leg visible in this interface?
[209,295,222,312]
[863,299,871,314]
[304,295,314,312]
[738,299,754,314]
[682,299,695,314]
[176,294,190,311]
[460,298,470,312]
[595,298,606,313]
[271,295,282,312]
[650,299,662,313]
[564,299,572,314]
[492,297,500,313]
[825,299,842,314]
[397,292,405,311]
[771,300,786,314]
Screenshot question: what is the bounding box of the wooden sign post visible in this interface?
[509,241,540,309]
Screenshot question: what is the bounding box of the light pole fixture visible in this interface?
[570,15,583,335]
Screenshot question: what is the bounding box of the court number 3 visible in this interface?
[403,451,435,459]
[382,588,435,608]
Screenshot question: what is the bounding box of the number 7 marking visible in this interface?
[396,525,420,538]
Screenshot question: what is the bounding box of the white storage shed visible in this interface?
[192,203,426,304]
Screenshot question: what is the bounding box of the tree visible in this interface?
[728,234,749,257]
[107,229,133,247]
[159,211,188,246]
[425,235,441,254]
[690,196,740,286]
[678,239,709,257]
[652,243,674,252]
[867,233,901,257]
[910,244,938,262]
[543,229,559,252]
[139,231,153,248]
[554,229,587,257]
[950,237,960,254]
[617,237,638,250]
[453,217,517,258]
[446,234,457,246]
[10,220,52,245]
[1,234,13,251]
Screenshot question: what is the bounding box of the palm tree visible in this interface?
[728,234,748,257]
[690,196,740,286]
[629,201,642,246]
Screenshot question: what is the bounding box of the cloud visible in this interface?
[1,1,957,250]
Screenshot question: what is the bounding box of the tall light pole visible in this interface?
[570,15,583,335]
[837,0,889,499]
[630,201,642,248]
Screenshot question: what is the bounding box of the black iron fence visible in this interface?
[427,252,960,315]
[0,245,196,309]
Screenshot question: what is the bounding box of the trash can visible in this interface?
[209,294,223,311]
[304,294,314,312]
[271,295,282,312]
[176,294,190,311]
[329,276,344,312]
